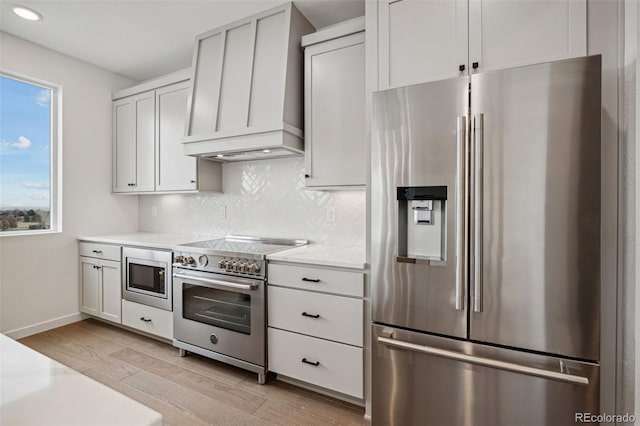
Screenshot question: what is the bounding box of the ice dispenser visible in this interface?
[397,186,447,263]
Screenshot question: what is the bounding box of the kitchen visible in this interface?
[0,0,637,425]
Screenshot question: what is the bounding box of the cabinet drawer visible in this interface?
[122,300,173,340]
[268,328,363,398]
[268,286,362,346]
[79,242,121,261]
[268,264,363,297]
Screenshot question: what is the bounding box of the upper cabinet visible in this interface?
[112,70,222,194]
[302,18,366,188]
[113,91,156,193]
[378,0,587,89]
[182,3,315,161]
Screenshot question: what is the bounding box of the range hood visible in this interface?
[181,3,313,162]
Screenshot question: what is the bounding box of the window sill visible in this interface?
[0,229,62,238]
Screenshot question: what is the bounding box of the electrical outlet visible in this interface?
[151,206,157,217]
[327,207,336,223]
[219,206,227,219]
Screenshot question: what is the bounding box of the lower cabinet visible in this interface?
[268,328,363,398]
[80,256,122,324]
[122,300,173,340]
[267,263,364,399]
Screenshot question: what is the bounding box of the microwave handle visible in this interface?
[173,273,258,291]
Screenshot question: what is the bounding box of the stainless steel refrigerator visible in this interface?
[371,55,601,425]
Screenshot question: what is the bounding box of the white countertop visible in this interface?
[0,334,162,426]
[78,232,208,250]
[267,244,367,269]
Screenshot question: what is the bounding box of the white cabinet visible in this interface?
[378,0,587,89]
[267,262,364,399]
[468,0,587,73]
[112,73,221,194]
[113,91,155,192]
[122,300,173,340]
[155,82,221,192]
[182,3,314,160]
[379,0,468,88]
[79,242,122,324]
[302,18,366,188]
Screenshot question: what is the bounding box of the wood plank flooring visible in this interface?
[19,319,367,426]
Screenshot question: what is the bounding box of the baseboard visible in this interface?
[4,312,87,339]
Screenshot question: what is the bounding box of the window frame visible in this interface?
[0,70,62,236]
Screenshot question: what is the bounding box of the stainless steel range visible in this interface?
[172,236,306,384]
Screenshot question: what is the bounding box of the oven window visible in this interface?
[183,284,251,335]
[129,263,166,295]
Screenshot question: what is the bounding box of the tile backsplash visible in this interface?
[138,157,366,246]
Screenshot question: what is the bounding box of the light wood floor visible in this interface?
[19,319,367,426]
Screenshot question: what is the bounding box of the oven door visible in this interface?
[172,268,265,367]
[123,247,172,311]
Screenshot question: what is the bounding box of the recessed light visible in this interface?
[262,149,271,153]
[216,154,224,158]
[12,6,42,21]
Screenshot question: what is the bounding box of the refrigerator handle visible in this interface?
[472,113,484,313]
[377,336,590,386]
[455,116,468,311]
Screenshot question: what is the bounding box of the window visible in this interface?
[0,72,60,234]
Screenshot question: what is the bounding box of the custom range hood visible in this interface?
[181,3,314,162]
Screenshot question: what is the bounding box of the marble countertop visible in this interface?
[267,244,367,269]
[78,232,208,250]
[0,334,162,426]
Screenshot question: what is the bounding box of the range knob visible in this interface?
[184,256,195,265]
[251,263,261,273]
[174,255,185,264]
[238,262,247,273]
[230,261,238,271]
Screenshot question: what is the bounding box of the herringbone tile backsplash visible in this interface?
[138,158,366,246]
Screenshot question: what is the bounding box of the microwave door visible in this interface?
[371,76,469,338]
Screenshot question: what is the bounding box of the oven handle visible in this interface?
[173,273,259,291]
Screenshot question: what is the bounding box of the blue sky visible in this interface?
[0,76,51,209]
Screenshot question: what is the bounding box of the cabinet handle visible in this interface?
[301,312,320,319]
[459,64,465,72]
[301,358,320,366]
[304,174,310,178]
[190,180,196,184]
[92,250,103,254]
[472,62,479,70]
[139,317,152,322]
[301,277,320,283]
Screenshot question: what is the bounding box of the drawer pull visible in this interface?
[301,358,320,366]
[301,277,320,283]
[140,317,152,322]
[301,312,320,319]
[92,250,103,254]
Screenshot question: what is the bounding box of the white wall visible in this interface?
[138,157,366,246]
[0,33,139,337]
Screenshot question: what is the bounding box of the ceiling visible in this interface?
[0,0,365,82]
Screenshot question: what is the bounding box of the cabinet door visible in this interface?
[305,32,366,188]
[133,91,156,192]
[155,82,197,191]
[468,0,586,73]
[80,257,100,316]
[112,98,135,192]
[99,260,122,324]
[379,0,468,89]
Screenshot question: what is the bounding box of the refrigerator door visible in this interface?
[371,77,469,338]
[469,55,601,361]
[372,324,599,426]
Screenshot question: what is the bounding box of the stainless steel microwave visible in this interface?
[122,247,172,311]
